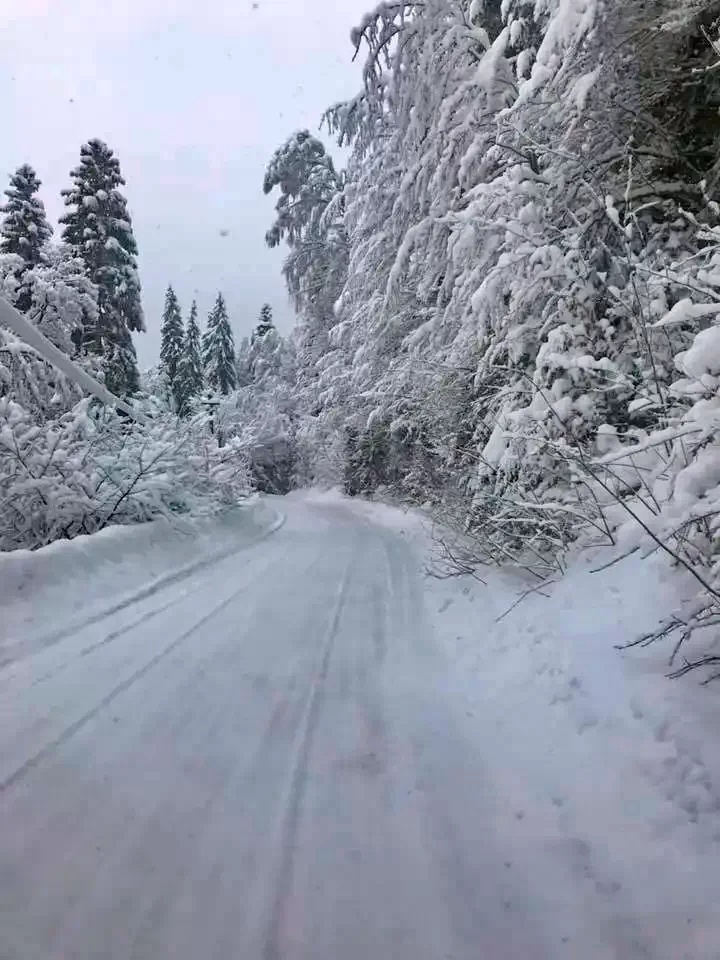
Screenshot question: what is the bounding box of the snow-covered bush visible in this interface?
[0,398,252,551]
[217,390,296,495]
[293,414,345,488]
[0,324,82,419]
[226,321,300,493]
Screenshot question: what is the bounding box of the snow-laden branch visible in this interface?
[0,295,144,422]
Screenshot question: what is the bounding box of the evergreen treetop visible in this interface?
[159,284,184,391]
[176,299,204,416]
[255,302,275,339]
[202,293,237,396]
[0,164,53,268]
[59,139,144,395]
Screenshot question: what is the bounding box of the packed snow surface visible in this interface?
[1,491,719,959]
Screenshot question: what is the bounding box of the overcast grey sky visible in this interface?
[1,0,367,367]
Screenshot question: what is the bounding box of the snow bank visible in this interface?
[424,551,720,953]
[0,496,284,661]
[348,493,720,954]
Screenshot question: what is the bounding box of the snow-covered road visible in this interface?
[1,495,718,959]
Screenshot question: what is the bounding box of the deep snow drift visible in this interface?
[1,490,720,959]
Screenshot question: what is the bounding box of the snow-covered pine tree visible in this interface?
[176,299,204,416]
[263,132,348,374]
[248,317,291,386]
[254,303,274,339]
[159,284,184,406]
[1,164,53,267]
[263,131,350,481]
[0,164,53,312]
[59,139,144,395]
[202,293,236,395]
[225,321,297,493]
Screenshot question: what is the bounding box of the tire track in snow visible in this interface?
[261,550,355,960]
[0,566,275,796]
[4,508,286,669]
[25,585,205,691]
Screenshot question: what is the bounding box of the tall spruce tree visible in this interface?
[1,164,53,312]
[176,299,204,416]
[60,139,144,395]
[1,164,53,267]
[202,293,236,395]
[159,285,184,405]
[254,303,274,339]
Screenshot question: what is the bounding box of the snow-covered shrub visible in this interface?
[293,414,344,488]
[0,398,252,551]
[225,323,300,493]
[213,383,296,495]
[0,324,82,419]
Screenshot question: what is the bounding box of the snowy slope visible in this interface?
[1,491,720,959]
[356,494,720,957]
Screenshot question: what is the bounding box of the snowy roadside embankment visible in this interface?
[341,493,720,954]
[0,496,284,666]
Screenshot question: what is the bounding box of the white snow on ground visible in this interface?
[0,495,283,667]
[354,493,720,958]
[2,490,720,959]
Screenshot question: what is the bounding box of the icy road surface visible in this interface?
[0,495,716,959]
